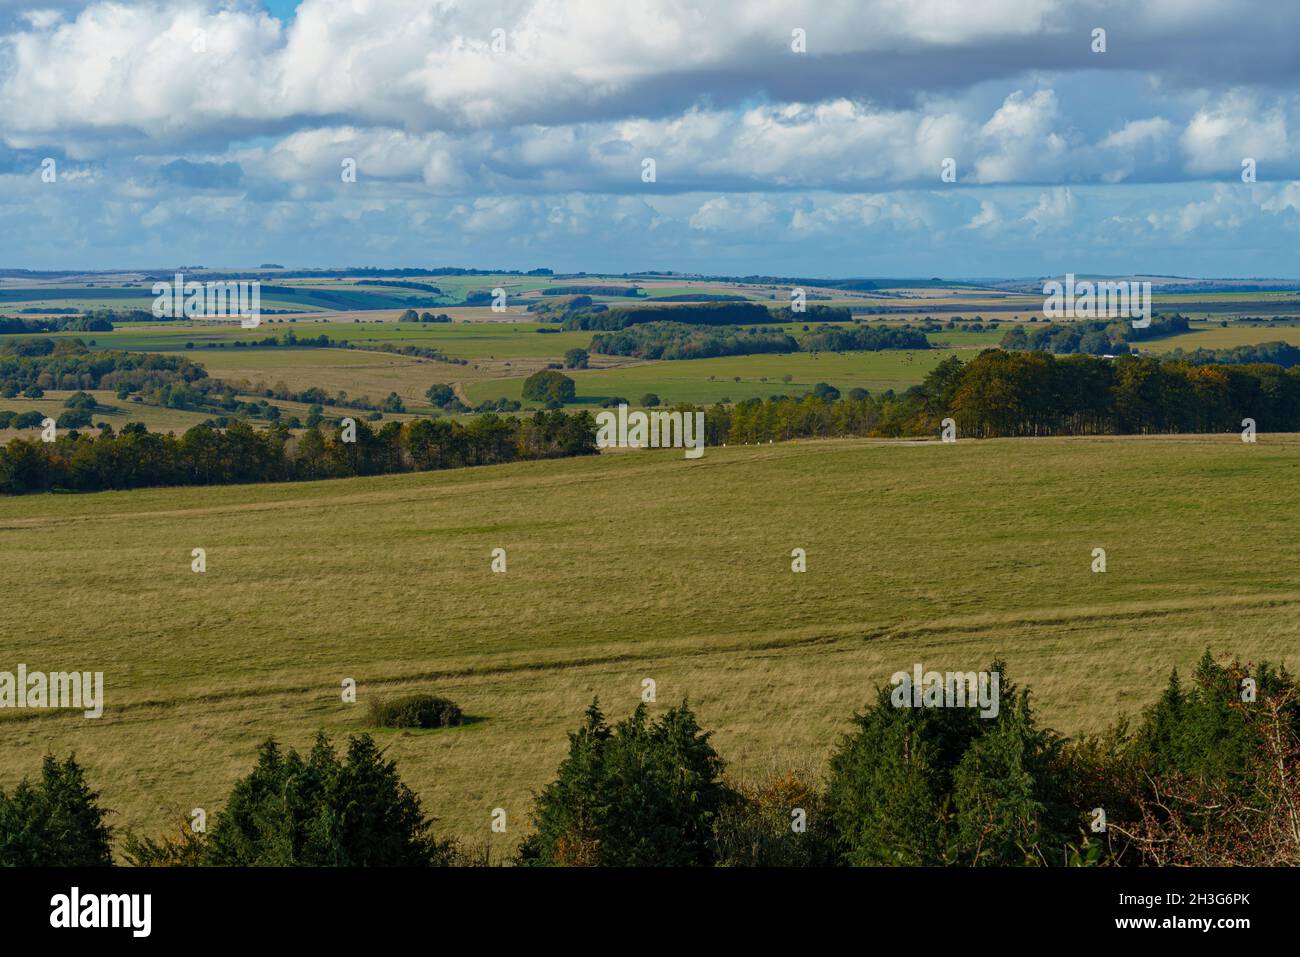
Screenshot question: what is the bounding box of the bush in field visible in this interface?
[56,408,93,429]
[369,693,462,729]
[518,700,732,866]
[521,369,575,404]
[0,755,112,866]
[202,733,453,866]
[563,348,589,369]
[425,383,456,408]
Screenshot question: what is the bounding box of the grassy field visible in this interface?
[2,433,1298,856]
[193,348,534,411]
[44,318,591,356]
[464,349,949,405]
[1144,320,1300,352]
[21,318,970,410]
[0,390,419,443]
[0,390,222,437]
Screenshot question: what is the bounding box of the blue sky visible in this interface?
[262,0,296,20]
[1,0,1299,277]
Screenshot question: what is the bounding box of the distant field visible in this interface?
[0,390,223,438]
[197,348,482,410]
[0,390,421,443]
[51,319,595,358]
[10,318,987,411]
[5,433,1297,855]
[0,283,441,312]
[1143,320,1300,353]
[465,349,950,406]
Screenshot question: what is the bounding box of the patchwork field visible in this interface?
[465,349,951,406]
[3,433,1298,857]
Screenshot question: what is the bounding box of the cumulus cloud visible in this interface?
[688,195,774,231]
[2,0,1300,274]
[965,199,1002,231]
[1022,186,1074,234]
[1181,91,1292,176]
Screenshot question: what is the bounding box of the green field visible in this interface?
[3,433,1298,856]
[465,349,949,405]
[64,319,601,359]
[196,347,485,410]
[14,318,974,412]
[1144,320,1300,353]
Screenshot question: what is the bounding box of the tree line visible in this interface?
[679,350,1300,442]
[589,319,928,361]
[1162,340,1300,368]
[0,411,598,494]
[562,301,798,330]
[9,350,1294,495]
[0,338,452,420]
[6,651,1295,867]
[0,314,114,334]
[999,314,1190,355]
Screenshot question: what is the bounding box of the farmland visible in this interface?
[463,348,949,406]
[2,432,1298,855]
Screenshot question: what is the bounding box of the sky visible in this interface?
[0,0,1298,277]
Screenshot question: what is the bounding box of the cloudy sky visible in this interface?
[1,0,1298,276]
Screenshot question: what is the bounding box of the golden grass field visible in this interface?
[0,390,219,439]
[0,390,420,444]
[2,433,1299,857]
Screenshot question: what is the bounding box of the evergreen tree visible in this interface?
[0,755,113,866]
[518,700,731,866]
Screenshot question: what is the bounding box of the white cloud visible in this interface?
[1021,186,1074,233]
[689,195,774,231]
[1181,91,1291,176]
[972,89,1067,183]
[965,199,1002,231]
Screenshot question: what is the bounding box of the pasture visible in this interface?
[464,349,951,406]
[3,433,1298,854]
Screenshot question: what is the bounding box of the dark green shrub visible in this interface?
[369,693,463,729]
[14,410,43,427]
[521,369,575,404]
[56,408,93,428]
